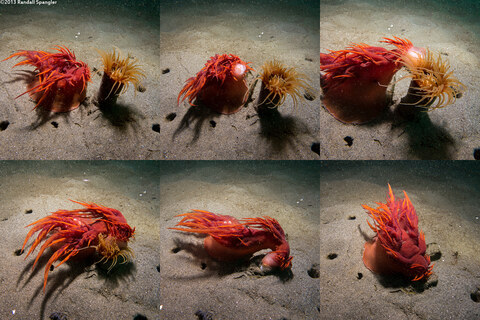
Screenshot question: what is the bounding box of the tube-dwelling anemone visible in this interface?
[398,49,466,110]
[257,60,312,111]
[96,48,145,107]
[96,233,134,272]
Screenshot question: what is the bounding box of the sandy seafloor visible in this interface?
[0,161,160,319]
[0,1,161,159]
[160,0,320,160]
[160,161,320,319]
[320,161,480,319]
[320,0,480,160]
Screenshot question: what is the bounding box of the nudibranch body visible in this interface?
[3,46,91,112]
[22,200,135,292]
[321,44,398,124]
[362,184,433,281]
[320,37,424,124]
[177,54,254,114]
[170,210,292,271]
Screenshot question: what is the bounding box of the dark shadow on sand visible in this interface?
[95,260,136,290]
[28,105,74,130]
[392,106,455,159]
[257,106,311,155]
[18,251,96,320]
[171,236,293,282]
[17,248,136,320]
[173,104,220,144]
[95,101,144,132]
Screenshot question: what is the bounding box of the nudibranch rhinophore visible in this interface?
[22,200,135,292]
[170,210,292,271]
[3,46,91,112]
[177,54,254,114]
[96,48,145,107]
[362,184,433,281]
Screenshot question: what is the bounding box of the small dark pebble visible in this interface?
[51,121,58,128]
[307,263,319,278]
[156,265,160,273]
[25,209,33,214]
[344,136,353,147]
[357,272,363,279]
[474,148,480,160]
[195,310,213,320]
[133,314,148,320]
[49,312,68,320]
[137,84,146,93]
[201,262,207,270]
[50,265,54,271]
[471,288,480,302]
[209,120,216,128]
[14,249,23,256]
[0,120,10,131]
[171,247,181,253]
[327,253,337,260]
[92,67,98,72]
[305,57,313,62]
[304,91,315,101]
[162,68,170,74]
[152,123,160,133]
[166,112,177,121]
[427,243,442,261]
[311,142,320,155]
[348,215,356,220]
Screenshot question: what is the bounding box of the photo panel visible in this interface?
[320,160,480,319]
[320,0,478,160]
[0,1,160,160]
[160,0,320,160]
[160,160,320,318]
[0,161,160,318]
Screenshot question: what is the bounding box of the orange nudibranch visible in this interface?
[320,37,425,124]
[177,54,254,114]
[3,46,91,112]
[22,200,135,292]
[170,210,292,270]
[362,184,433,281]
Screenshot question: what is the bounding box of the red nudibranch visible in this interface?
[320,37,425,124]
[170,210,292,271]
[362,184,433,281]
[177,54,254,114]
[22,200,135,292]
[3,46,91,112]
